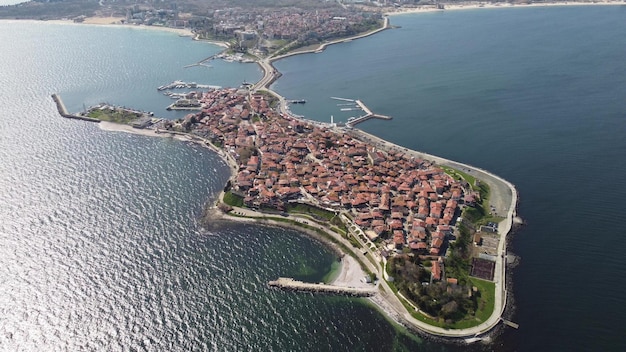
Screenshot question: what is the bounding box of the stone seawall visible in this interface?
[268,277,375,297]
[51,94,100,123]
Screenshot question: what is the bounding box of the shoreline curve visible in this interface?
[60,7,528,340]
[246,10,519,339]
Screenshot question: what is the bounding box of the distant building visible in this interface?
[236,30,257,41]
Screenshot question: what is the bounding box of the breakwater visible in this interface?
[329,97,392,127]
[52,16,508,340]
[268,277,376,297]
[51,94,100,123]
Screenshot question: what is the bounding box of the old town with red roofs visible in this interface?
[159,87,480,269]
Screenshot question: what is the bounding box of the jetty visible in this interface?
[330,97,392,127]
[51,94,100,123]
[268,277,375,297]
[183,53,217,69]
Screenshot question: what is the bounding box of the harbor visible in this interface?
[157,80,219,91]
[51,94,100,123]
[330,97,392,127]
[268,277,376,297]
[51,94,162,128]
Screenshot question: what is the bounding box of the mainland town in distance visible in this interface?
[18,0,533,341]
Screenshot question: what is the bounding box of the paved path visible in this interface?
[345,128,517,338]
[236,13,517,338]
[219,128,517,338]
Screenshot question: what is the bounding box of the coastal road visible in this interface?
[225,193,514,338]
[242,14,514,338]
[346,128,513,216]
[253,16,390,93]
[345,127,517,338]
[216,125,514,338]
[221,121,516,338]
[252,59,276,91]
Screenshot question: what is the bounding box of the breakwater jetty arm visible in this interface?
[347,99,392,127]
[268,277,376,297]
[330,97,392,126]
[55,10,513,338]
[51,94,100,123]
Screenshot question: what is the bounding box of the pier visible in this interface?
[330,96,355,102]
[51,94,100,123]
[268,277,376,297]
[330,97,392,127]
[501,318,520,329]
[184,53,217,68]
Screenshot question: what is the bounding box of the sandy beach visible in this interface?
[9,17,195,36]
[99,121,161,137]
[82,16,195,36]
[98,121,238,168]
[331,255,372,288]
[385,0,625,16]
[99,121,190,140]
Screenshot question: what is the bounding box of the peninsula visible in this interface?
[50,8,522,343]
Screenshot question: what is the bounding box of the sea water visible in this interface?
[2,6,626,351]
[273,6,626,351]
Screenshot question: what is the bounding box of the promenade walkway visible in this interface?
[345,128,518,338]
[233,13,516,339]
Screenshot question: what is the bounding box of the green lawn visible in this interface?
[286,203,335,220]
[222,191,244,207]
[87,108,141,124]
[469,278,496,323]
[442,166,505,226]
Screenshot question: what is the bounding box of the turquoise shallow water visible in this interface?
[2,6,626,351]
[0,21,426,351]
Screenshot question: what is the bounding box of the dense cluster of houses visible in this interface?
[212,7,380,42]
[174,88,479,272]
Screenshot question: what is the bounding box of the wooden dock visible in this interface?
[268,277,375,297]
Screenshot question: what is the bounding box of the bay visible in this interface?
[0,21,425,351]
